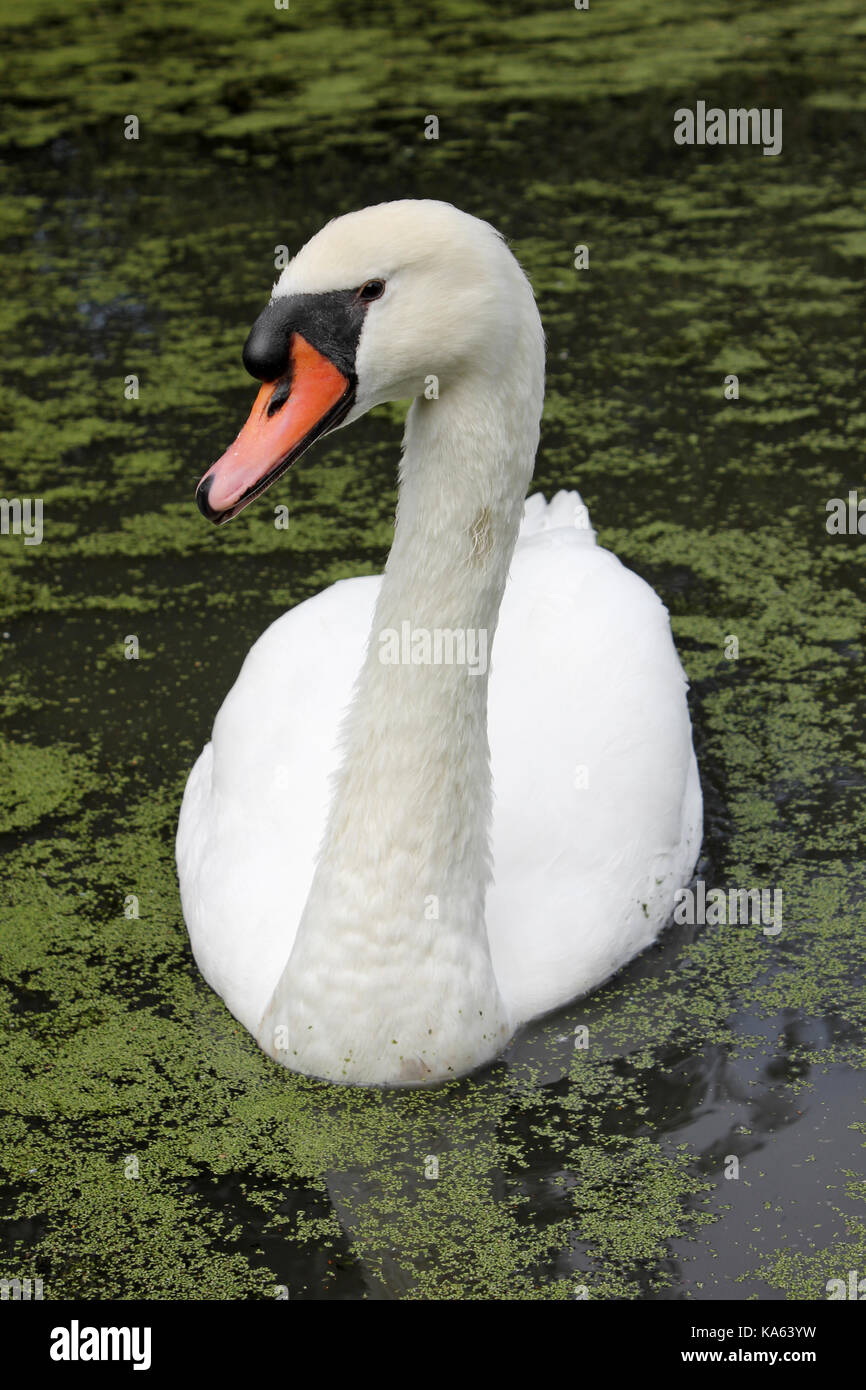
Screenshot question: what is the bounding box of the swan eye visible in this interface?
[357,279,386,302]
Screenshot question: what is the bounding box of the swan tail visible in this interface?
[519,489,597,543]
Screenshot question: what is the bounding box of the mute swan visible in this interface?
[177,199,702,1087]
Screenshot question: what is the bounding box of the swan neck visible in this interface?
[258,309,544,1082]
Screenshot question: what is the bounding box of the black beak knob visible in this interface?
[242,301,295,382]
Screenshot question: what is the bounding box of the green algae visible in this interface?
[1,0,865,1300]
[0,737,94,834]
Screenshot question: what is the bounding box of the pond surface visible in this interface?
[0,0,864,1298]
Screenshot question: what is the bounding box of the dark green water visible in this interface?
[0,0,864,1298]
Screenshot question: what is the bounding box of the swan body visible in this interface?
[177,200,702,1086]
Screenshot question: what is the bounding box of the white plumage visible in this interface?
[177,201,701,1086]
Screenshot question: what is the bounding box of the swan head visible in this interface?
[196,199,541,523]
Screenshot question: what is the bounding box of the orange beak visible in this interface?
[196,333,353,523]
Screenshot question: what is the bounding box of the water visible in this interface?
[0,0,864,1299]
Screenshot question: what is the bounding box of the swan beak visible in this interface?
[196,334,353,524]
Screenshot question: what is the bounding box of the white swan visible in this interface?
[177,199,702,1087]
